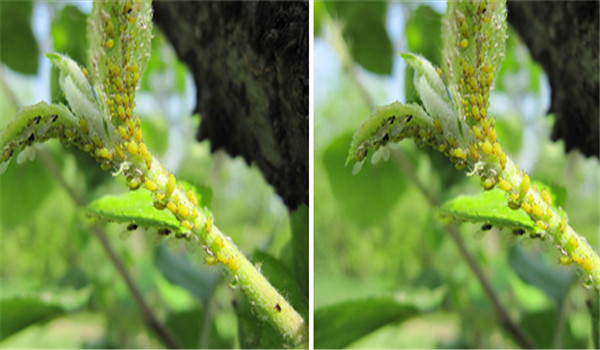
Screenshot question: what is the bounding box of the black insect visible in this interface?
[158,228,171,236]
[406,114,413,123]
[481,223,492,231]
[33,116,41,125]
[512,228,525,236]
[127,223,138,231]
[274,303,281,312]
[51,114,59,123]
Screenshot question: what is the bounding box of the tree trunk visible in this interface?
[153,2,308,209]
[507,1,599,158]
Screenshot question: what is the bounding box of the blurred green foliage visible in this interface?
[1,2,303,348]
[315,2,598,348]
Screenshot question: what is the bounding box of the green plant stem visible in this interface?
[144,156,307,346]
[328,26,533,345]
[37,150,182,349]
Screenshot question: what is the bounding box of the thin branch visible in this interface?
[37,150,182,349]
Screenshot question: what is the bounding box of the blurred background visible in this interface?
[314,1,598,348]
[0,2,294,348]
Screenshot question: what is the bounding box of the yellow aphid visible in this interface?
[156,192,166,202]
[434,119,443,134]
[123,94,130,105]
[569,236,578,248]
[481,64,493,73]
[481,140,493,155]
[167,202,177,214]
[205,256,219,265]
[187,190,198,206]
[521,202,531,214]
[536,220,548,230]
[126,107,132,118]
[487,72,495,85]
[115,144,125,159]
[471,106,480,119]
[559,255,573,266]
[498,179,511,192]
[559,217,566,232]
[82,67,89,78]
[448,136,458,148]
[173,193,179,203]
[127,140,139,155]
[470,77,477,91]
[488,128,496,143]
[79,119,89,134]
[228,258,240,271]
[83,143,94,153]
[191,208,198,218]
[469,95,476,105]
[532,204,543,218]
[541,189,552,206]
[508,201,520,210]
[118,126,129,140]
[154,201,166,210]
[436,67,443,78]
[460,39,468,49]
[473,127,483,141]
[177,204,190,217]
[127,64,139,73]
[499,152,507,169]
[572,252,583,264]
[182,220,193,230]
[127,118,135,134]
[165,176,174,195]
[115,94,122,104]
[545,207,552,218]
[469,143,479,160]
[117,106,125,119]
[128,16,135,24]
[482,177,495,190]
[582,257,593,272]
[452,148,467,160]
[134,128,143,143]
[215,236,224,248]
[492,142,502,157]
[129,178,141,190]
[205,216,213,233]
[437,143,447,152]
[217,251,229,264]
[145,179,158,191]
[145,153,152,170]
[96,148,113,160]
[510,192,520,201]
[105,39,114,49]
[139,142,148,156]
[521,174,530,194]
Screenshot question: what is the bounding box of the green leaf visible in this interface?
[165,307,232,349]
[325,132,407,228]
[0,2,39,75]
[509,245,576,304]
[314,1,325,36]
[342,6,393,75]
[290,205,308,297]
[87,189,181,231]
[153,244,220,304]
[327,1,392,75]
[315,290,443,349]
[440,188,535,231]
[0,158,53,229]
[0,288,91,341]
[519,308,586,349]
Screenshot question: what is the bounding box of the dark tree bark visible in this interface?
[153,2,308,209]
[507,1,599,158]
